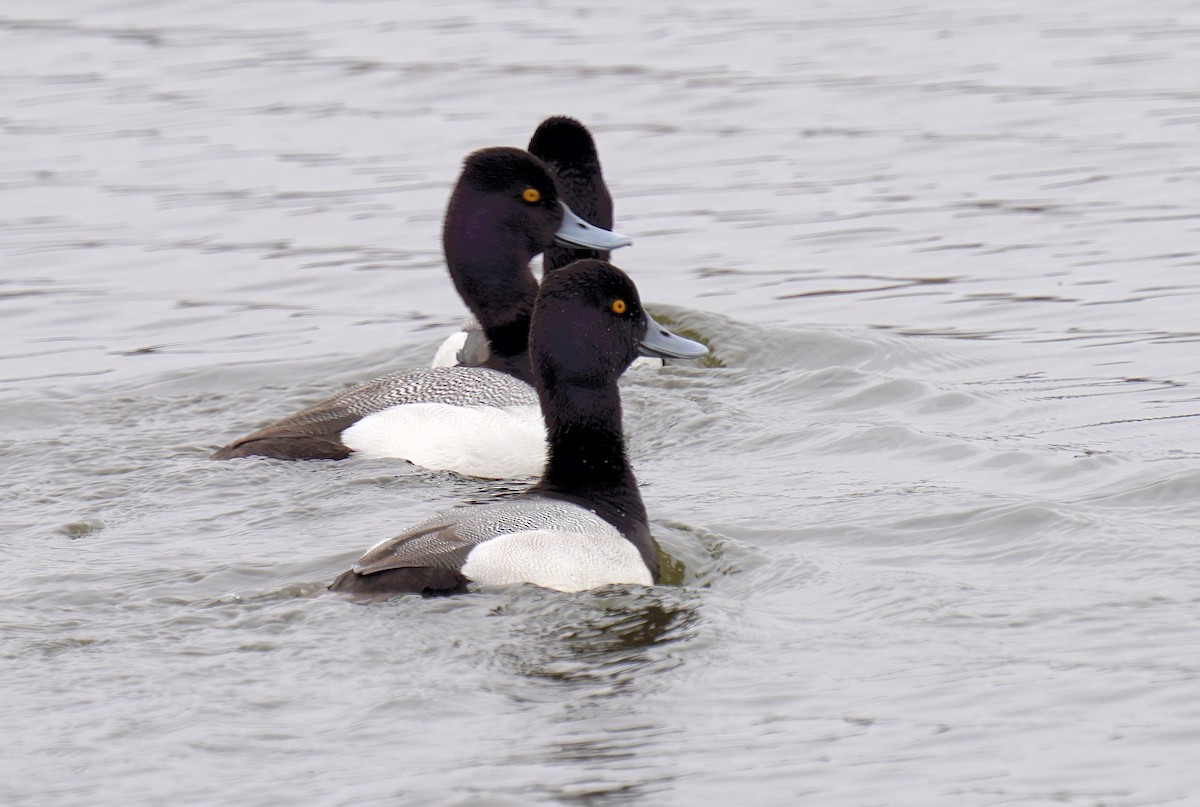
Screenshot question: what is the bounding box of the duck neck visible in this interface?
[534,379,646,520]
[474,291,534,362]
[478,315,534,383]
[447,250,537,357]
[443,209,540,382]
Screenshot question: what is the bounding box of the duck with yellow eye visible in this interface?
[211,147,638,474]
[330,260,707,598]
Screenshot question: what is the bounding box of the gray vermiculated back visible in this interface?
[275,366,538,431]
[438,499,613,542]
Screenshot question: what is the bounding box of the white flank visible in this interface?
[461,529,653,593]
[341,403,546,479]
[338,403,544,480]
[430,331,468,368]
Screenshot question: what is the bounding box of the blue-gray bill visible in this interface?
[554,202,633,250]
[638,312,708,360]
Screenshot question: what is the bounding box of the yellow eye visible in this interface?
[522,188,541,203]
[611,299,627,314]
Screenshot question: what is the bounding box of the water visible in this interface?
[3,0,1200,804]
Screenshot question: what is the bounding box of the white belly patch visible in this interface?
[461,528,653,593]
[341,402,546,479]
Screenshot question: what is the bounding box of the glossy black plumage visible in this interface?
[528,116,614,273]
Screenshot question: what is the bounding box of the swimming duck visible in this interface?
[211,147,634,472]
[330,259,704,597]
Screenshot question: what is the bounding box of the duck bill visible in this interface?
[638,312,708,360]
[554,202,633,250]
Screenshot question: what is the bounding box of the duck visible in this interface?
[211,147,638,474]
[329,259,705,598]
[431,116,615,369]
[531,116,615,274]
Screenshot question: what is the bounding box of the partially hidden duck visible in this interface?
[211,147,639,477]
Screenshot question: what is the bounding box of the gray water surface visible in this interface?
[3,1,1200,805]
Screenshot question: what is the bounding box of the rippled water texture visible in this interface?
[3,1,1200,804]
